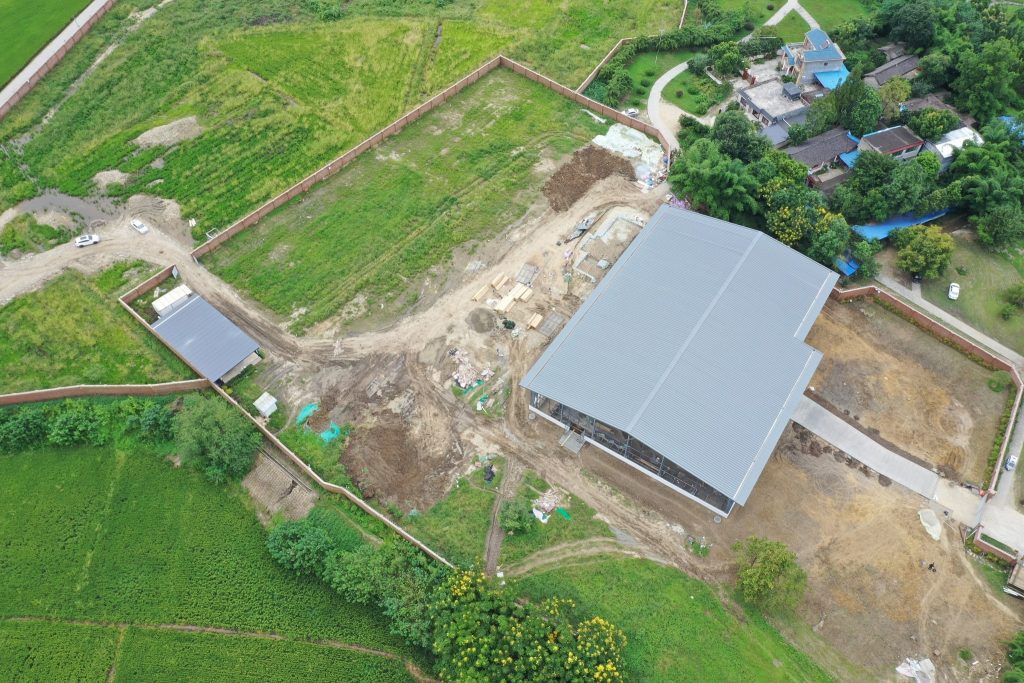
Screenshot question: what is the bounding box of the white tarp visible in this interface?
[918,509,941,541]
[593,124,664,176]
[896,657,935,683]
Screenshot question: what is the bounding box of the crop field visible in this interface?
[0,439,422,678]
[0,263,192,393]
[205,70,608,333]
[515,556,831,682]
[0,0,92,87]
[0,0,677,226]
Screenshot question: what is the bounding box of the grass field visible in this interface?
[664,68,732,115]
[921,232,1024,355]
[0,213,74,255]
[0,262,192,393]
[767,11,813,42]
[515,556,832,682]
[0,439,422,678]
[717,0,773,26]
[0,0,678,224]
[621,48,698,107]
[500,471,614,566]
[204,70,607,333]
[799,0,871,31]
[406,462,502,568]
[0,0,91,87]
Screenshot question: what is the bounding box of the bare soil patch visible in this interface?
[242,451,318,525]
[93,169,130,191]
[134,116,204,148]
[543,146,634,211]
[806,299,1005,484]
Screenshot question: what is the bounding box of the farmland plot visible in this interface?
[205,70,608,334]
[0,0,92,87]
[0,441,423,677]
[0,263,192,393]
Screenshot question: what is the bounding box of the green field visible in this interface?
[0,213,74,255]
[0,439,422,679]
[0,0,678,226]
[500,471,614,566]
[515,556,833,682]
[204,70,607,333]
[767,11,813,42]
[799,0,871,32]
[0,263,192,393]
[0,0,91,87]
[717,0,774,27]
[920,232,1024,355]
[664,68,732,115]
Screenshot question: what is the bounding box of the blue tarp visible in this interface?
[839,149,860,167]
[297,402,318,425]
[834,255,860,276]
[999,115,1024,144]
[815,65,850,90]
[852,209,950,240]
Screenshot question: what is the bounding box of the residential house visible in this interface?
[923,126,983,170]
[784,127,858,172]
[856,125,924,161]
[738,78,809,128]
[779,29,849,87]
[863,55,920,88]
[902,93,976,128]
[878,43,906,61]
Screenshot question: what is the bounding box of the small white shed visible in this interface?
[152,285,193,318]
[253,392,278,418]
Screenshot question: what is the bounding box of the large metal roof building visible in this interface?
[152,294,259,383]
[521,206,837,516]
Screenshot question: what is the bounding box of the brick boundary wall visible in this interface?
[0,379,209,406]
[972,525,1019,564]
[576,37,634,93]
[189,55,670,261]
[0,0,117,120]
[104,284,454,568]
[831,285,1023,494]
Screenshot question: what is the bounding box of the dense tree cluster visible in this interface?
[174,394,262,484]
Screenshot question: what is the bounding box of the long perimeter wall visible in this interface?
[190,55,670,260]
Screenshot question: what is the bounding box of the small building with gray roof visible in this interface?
[151,293,260,383]
[785,127,859,172]
[520,206,838,516]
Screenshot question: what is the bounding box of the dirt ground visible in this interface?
[542,146,634,211]
[242,450,319,525]
[807,299,1006,485]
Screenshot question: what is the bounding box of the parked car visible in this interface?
[624,108,639,118]
[74,234,100,247]
[911,273,923,284]
[1007,452,1019,472]
[130,219,149,234]
[948,282,961,300]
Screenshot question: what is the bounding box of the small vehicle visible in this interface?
[624,108,639,118]
[1007,452,1019,472]
[911,273,923,284]
[948,282,961,300]
[130,219,149,234]
[74,234,100,247]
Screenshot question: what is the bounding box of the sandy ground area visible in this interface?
[807,299,1006,485]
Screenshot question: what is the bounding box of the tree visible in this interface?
[267,519,333,578]
[750,148,809,189]
[891,223,954,279]
[885,0,938,49]
[764,184,826,245]
[907,107,961,141]
[173,394,261,484]
[605,70,634,104]
[952,37,1024,122]
[845,86,883,136]
[918,51,955,91]
[879,77,912,121]
[831,150,900,223]
[677,116,711,148]
[499,499,535,533]
[786,122,810,145]
[947,145,1024,217]
[972,203,1024,249]
[851,239,883,280]
[829,76,882,136]
[0,405,48,453]
[669,139,758,221]
[709,41,745,75]
[732,537,807,613]
[711,109,768,163]
[806,94,838,135]
[805,211,852,267]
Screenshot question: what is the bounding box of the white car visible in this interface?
[948,282,961,300]
[130,219,149,234]
[74,234,100,247]
[624,108,639,118]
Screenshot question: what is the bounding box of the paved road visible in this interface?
[0,0,111,115]
[763,1,820,31]
[792,396,940,498]
[647,62,688,150]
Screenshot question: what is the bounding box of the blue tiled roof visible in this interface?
[783,45,795,65]
[806,28,830,50]
[803,44,844,62]
[815,65,849,90]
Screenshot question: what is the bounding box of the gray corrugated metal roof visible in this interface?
[521,207,837,505]
[152,295,259,381]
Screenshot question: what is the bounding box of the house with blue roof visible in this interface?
[779,29,848,88]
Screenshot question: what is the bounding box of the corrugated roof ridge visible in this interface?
[151,293,200,329]
[625,231,762,433]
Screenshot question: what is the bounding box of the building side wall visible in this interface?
[529,391,735,515]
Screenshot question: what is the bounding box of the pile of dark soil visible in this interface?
[543,146,633,212]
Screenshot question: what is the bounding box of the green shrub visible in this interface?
[499,499,534,533]
[732,536,806,613]
[1000,303,1016,320]
[1005,282,1024,309]
[267,519,334,578]
[173,394,261,484]
[990,371,1014,392]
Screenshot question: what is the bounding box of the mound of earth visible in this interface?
[543,146,634,212]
